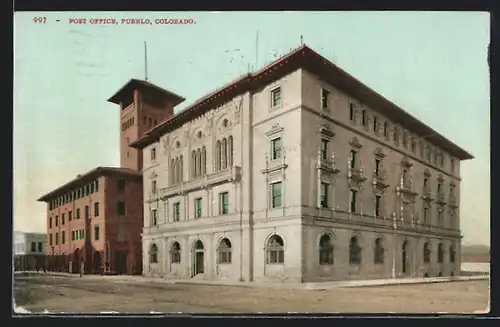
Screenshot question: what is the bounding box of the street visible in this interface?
[14,275,489,314]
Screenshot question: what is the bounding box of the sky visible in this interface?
[13,11,490,246]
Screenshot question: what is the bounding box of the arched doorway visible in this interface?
[93,251,102,273]
[402,240,408,275]
[193,240,204,276]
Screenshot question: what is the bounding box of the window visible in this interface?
[81,229,85,240]
[49,217,52,228]
[375,159,381,176]
[374,238,384,264]
[270,182,282,209]
[94,225,99,241]
[149,244,158,263]
[319,234,334,265]
[320,182,329,208]
[149,117,152,127]
[349,150,356,169]
[117,201,126,216]
[320,139,328,160]
[171,242,181,263]
[437,209,443,227]
[437,243,444,263]
[218,238,232,263]
[151,209,157,226]
[393,127,399,144]
[95,180,99,192]
[94,202,99,217]
[154,119,157,126]
[423,207,429,224]
[72,230,75,241]
[173,202,180,221]
[85,205,89,219]
[349,103,355,121]
[219,192,229,215]
[31,242,36,252]
[61,213,65,225]
[55,216,58,226]
[375,195,381,217]
[151,147,156,161]
[402,132,408,148]
[373,116,378,133]
[76,208,80,219]
[271,87,281,107]
[383,122,388,138]
[61,231,65,244]
[194,198,202,218]
[117,224,126,241]
[450,158,455,173]
[37,242,42,252]
[271,137,282,160]
[151,180,157,194]
[450,245,456,263]
[423,242,431,263]
[49,234,53,245]
[55,232,59,245]
[68,211,72,221]
[361,110,367,126]
[349,236,361,264]
[321,88,330,110]
[117,179,126,193]
[266,235,284,264]
[349,189,357,213]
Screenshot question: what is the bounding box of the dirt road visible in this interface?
[14,275,489,314]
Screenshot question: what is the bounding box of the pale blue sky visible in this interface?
[13,11,490,246]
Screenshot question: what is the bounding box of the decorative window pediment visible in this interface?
[424,168,432,177]
[319,125,334,139]
[437,174,444,182]
[149,171,158,179]
[266,123,284,138]
[349,137,363,149]
[374,147,386,159]
[401,155,413,168]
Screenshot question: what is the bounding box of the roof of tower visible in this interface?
[107,78,185,106]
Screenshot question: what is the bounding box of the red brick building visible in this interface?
[37,79,183,274]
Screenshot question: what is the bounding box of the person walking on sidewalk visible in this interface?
[80,260,85,278]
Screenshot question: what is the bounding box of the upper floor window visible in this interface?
[411,138,417,153]
[117,201,126,216]
[270,182,282,209]
[439,153,444,168]
[37,242,42,252]
[94,225,100,241]
[151,209,157,226]
[373,116,378,133]
[320,139,328,160]
[349,103,355,121]
[151,147,156,161]
[194,198,202,219]
[219,192,229,215]
[31,242,36,252]
[321,88,330,110]
[375,195,381,217]
[151,180,157,195]
[271,87,281,107]
[320,182,329,208]
[361,110,367,126]
[271,137,282,160]
[402,132,408,148]
[450,158,455,173]
[349,150,357,169]
[117,178,126,193]
[349,189,357,213]
[173,202,180,221]
[383,122,389,138]
[94,202,99,217]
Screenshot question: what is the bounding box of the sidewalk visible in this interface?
[14,271,489,290]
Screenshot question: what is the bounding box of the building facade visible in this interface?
[13,231,47,271]
[38,168,143,274]
[132,45,473,283]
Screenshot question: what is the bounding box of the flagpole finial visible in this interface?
[300,35,303,45]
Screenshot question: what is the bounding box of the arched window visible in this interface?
[423,242,431,263]
[191,151,196,178]
[149,244,158,263]
[266,235,284,264]
[374,238,384,264]
[197,149,202,177]
[319,234,333,265]
[349,236,361,264]
[170,159,175,184]
[174,157,179,184]
[171,242,181,263]
[449,245,456,263]
[202,146,207,175]
[216,141,222,171]
[179,155,183,182]
[438,243,444,263]
[218,238,232,264]
[228,136,234,167]
[222,138,228,169]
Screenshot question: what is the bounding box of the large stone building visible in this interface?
[37,79,182,275]
[131,45,473,282]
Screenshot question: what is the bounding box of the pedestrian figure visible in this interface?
[80,261,84,278]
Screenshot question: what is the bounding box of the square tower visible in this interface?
[108,79,185,171]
